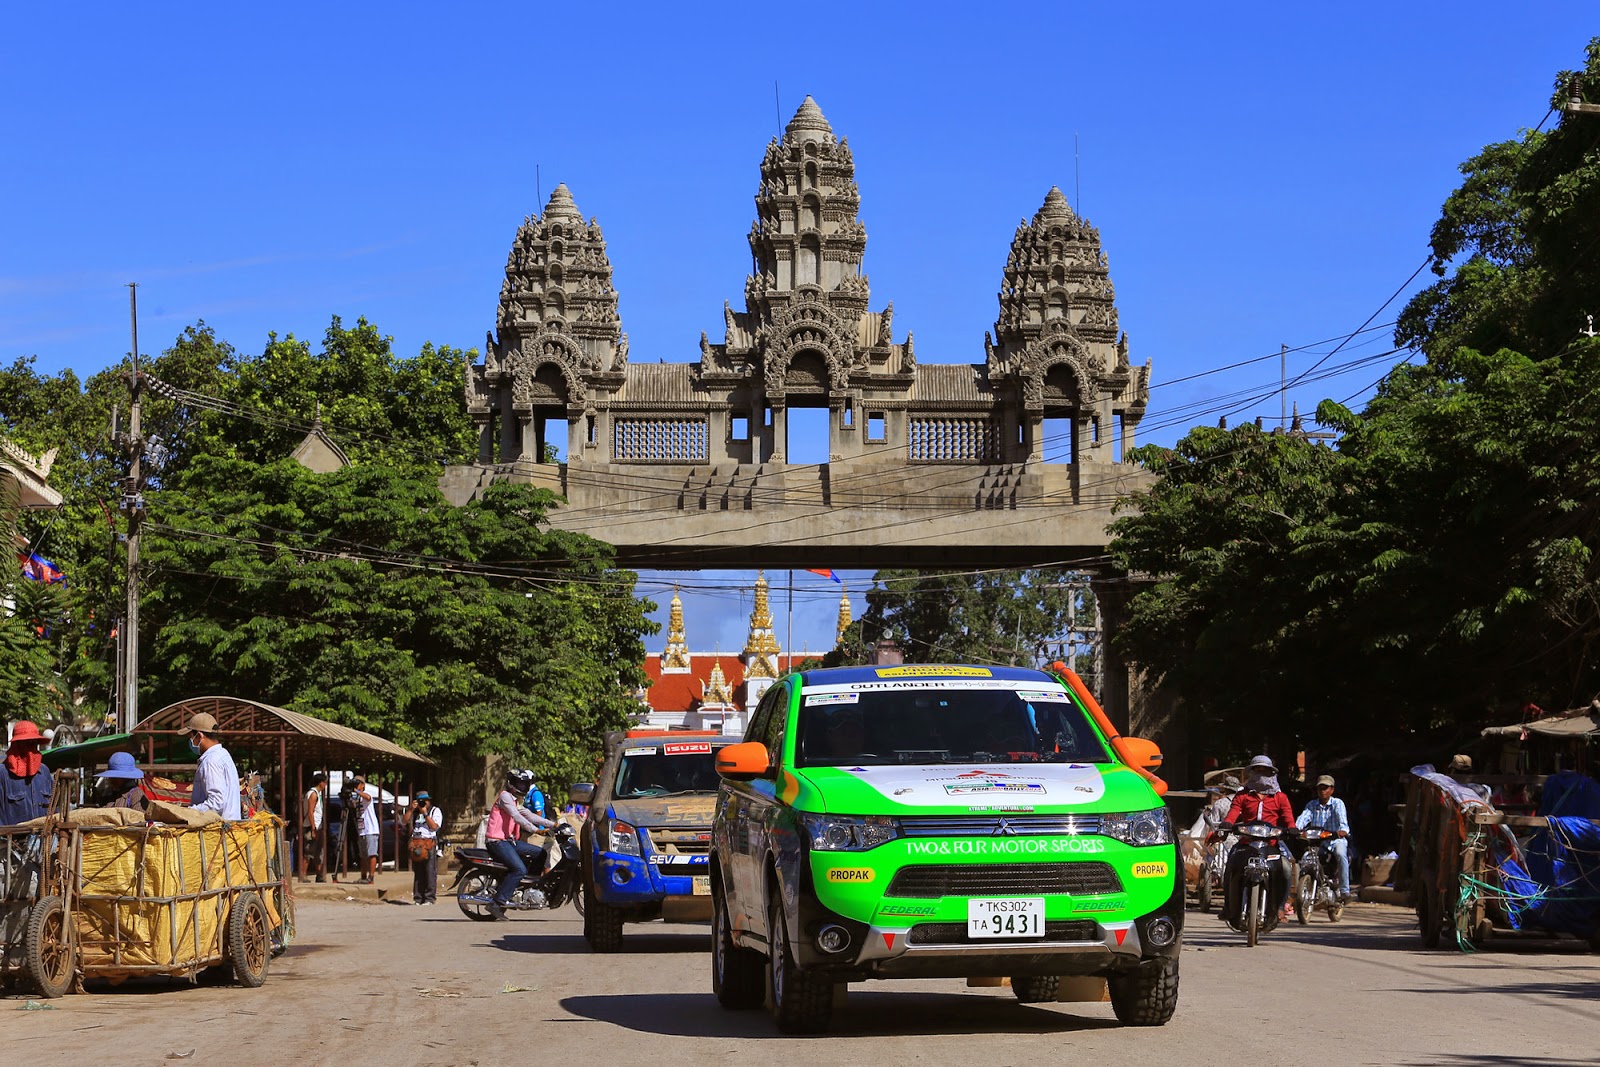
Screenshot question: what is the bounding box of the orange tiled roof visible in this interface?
[643,653,812,712]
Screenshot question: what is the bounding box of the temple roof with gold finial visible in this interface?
[835,582,853,648]
[742,571,782,680]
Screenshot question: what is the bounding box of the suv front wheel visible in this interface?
[1107,957,1179,1026]
[767,895,834,1034]
[711,880,763,1009]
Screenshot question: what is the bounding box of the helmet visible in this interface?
[507,768,536,791]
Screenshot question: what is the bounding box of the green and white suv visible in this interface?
[709,664,1181,1033]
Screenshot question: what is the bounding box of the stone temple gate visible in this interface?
[441,97,1153,571]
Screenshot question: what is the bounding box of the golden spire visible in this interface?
[743,571,781,679]
[662,587,691,672]
[705,658,734,706]
[835,582,852,648]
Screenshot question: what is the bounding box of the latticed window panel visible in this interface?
[612,418,710,462]
[907,417,1002,462]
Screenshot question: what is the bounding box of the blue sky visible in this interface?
[3,4,1591,656]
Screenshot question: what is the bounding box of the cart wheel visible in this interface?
[227,892,271,988]
[24,895,74,999]
[1415,879,1442,949]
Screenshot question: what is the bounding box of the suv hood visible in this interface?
[793,761,1159,815]
[609,794,718,827]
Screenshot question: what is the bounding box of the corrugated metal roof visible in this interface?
[134,696,433,765]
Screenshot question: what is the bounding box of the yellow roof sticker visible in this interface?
[874,666,993,678]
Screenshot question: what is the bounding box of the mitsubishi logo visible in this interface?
[995,819,1019,836]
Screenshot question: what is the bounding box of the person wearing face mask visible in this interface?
[2,720,54,826]
[186,712,242,820]
[1213,754,1296,927]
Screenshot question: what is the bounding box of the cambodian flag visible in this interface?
[806,568,841,583]
[17,552,64,584]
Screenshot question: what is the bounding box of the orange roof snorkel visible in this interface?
[1050,661,1167,797]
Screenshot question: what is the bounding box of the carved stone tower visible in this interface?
[985,187,1148,464]
[471,183,626,466]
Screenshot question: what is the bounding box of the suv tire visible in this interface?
[768,896,833,1034]
[711,881,763,1009]
[584,880,624,953]
[1107,957,1178,1026]
[1010,975,1060,1003]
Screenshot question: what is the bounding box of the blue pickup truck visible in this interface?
[578,731,741,952]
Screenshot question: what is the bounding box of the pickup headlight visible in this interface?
[1101,809,1172,846]
[800,813,899,852]
[606,819,641,856]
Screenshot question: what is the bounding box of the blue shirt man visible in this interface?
[1295,775,1351,899]
[187,712,242,820]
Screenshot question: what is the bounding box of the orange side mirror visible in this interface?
[716,741,771,780]
[1118,736,1163,773]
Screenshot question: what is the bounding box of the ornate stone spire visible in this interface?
[742,571,781,679]
[704,659,734,706]
[661,588,691,672]
[784,95,835,143]
[490,182,624,373]
[835,583,852,648]
[985,186,1145,455]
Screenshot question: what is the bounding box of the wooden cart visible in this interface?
[1394,772,1597,951]
[6,804,293,997]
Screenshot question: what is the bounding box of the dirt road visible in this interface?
[8,897,1599,1066]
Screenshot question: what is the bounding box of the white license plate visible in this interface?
[967,897,1045,939]
[691,876,711,896]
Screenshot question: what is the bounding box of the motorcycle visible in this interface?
[1294,827,1344,924]
[1221,821,1292,947]
[451,823,582,921]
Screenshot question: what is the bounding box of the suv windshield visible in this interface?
[614,750,724,799]
[796,687,1113,768]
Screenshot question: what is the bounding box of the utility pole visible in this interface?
[120,284,145,734]
[1280,343,1288,428]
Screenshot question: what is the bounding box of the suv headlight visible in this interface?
[606,820,641,856]
[1101,809,1172,846]
[800,813,900,852]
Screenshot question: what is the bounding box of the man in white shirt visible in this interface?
[352,775,381,884]
[302,773,327,882]
[187,712,241,820]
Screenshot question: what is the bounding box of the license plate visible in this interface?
[967,897,1045,939]
[691,876,711,896]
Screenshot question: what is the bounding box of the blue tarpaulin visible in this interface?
[1495,772,1600,936]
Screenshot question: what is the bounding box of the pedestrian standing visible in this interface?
[408,790,443,904]
[303,773,327,882]
[352,775,380,883]
[2,721,54,826]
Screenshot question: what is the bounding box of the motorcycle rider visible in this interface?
[1214,754,1297,927]
[483,769,557,920]
[1296,774,1352,903]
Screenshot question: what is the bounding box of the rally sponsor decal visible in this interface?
[874,666,993,678]
[834,762,1106,807]
[878,903,936,917]
[627,746,657,755]
[662,741,712,755]
[825,867,876,883]
[804,692,860,706]
[1016,689,1074,703]
[1130,860,1169,879]
[905,836,1108,857]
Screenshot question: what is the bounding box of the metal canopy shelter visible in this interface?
[132,697,434,879]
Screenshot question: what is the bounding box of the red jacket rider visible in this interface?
[1221,788,1295,829]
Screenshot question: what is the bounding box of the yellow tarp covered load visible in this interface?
[74,815,286,971]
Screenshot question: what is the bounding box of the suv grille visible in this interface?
[898,815,1102,837]
[646,828,712,855]
[906,920,1100,945]
[884,862,1123,898]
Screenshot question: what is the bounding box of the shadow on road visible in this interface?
[1371,980,1600,1003]
[560,989,1119,1038]
[490,931,709,955]
[1393,1057,1600,1066]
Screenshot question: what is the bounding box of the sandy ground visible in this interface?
[7,892,1600,1067]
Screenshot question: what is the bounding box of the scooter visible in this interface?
[1221,821,1292,947]
[451,823,582,921]
[1294,827,1344,923]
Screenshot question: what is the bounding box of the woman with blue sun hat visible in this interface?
[95,751,148,811]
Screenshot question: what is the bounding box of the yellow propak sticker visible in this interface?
[1131,861,1169,879]
[826,868,876,883]
[874,666,993,678]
